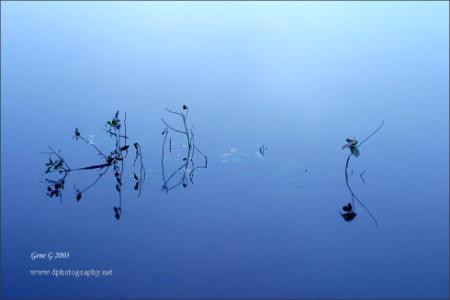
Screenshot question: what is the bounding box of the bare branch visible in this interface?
[161,106,207,193]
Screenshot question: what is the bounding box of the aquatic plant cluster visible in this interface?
[42,106,383,225]
[42,111,146,220]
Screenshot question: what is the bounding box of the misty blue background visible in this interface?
[1,2,448,299]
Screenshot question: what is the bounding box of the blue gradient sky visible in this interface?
[1,2,449,299]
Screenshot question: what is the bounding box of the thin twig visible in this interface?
[78,135,107,158]
[48,146,71,170]
[71,163,111,171]
[358,121,385,148]
[165,108,184,117]
[161,128,168,182]
[161,118,186,135]
[133,143,145,196]
[78,166,110,194]
[124,112,128,158]
[345,154,355,208]
[360,170,366,183]
[161,107,207,192]
[345,154,378,226]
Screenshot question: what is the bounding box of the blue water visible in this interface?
[1,2,449,299]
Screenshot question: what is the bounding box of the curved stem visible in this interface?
[345,153,378,226]
[79,166,110,194]
[78,135,107,158]
[161,118,186,135]
[358,121,385,148]
[161,128,169,190]
[345,154,355,207]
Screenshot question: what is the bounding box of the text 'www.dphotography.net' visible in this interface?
[29,269,114,278]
